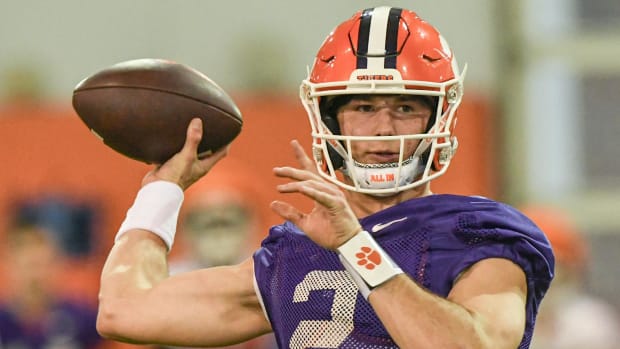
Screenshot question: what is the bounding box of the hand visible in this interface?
[142,118,229,190]
[271,140,362,250]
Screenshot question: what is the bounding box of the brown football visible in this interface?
[72,58,242,164]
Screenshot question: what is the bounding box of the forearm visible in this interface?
[98,180,182,309]
[368,275,491,349]
[97,230,169,341]
[100,230,168,295]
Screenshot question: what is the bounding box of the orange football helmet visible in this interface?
[300,6,466,195]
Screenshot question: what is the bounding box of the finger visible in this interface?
[270,200,304,223]
[277,178,340,196]
[290,139,316,173]
[181,118,203,157]
[299,185,339,210]
[298,184,345,211]
[277,180,344,213]
[273,166,321,182]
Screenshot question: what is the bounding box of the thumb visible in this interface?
[182,118,203,157]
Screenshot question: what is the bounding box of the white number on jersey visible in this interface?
[289,270,359,349]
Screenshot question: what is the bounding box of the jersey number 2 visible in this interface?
[289,270,359,349]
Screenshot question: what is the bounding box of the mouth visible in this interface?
[365,151,400,163]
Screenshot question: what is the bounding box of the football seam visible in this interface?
[74,85,242,123]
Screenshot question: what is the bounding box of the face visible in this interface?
[336,95,432,164]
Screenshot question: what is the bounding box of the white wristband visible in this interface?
[337,230,403,298]
[116,181,184,251]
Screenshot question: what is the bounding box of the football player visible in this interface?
[97,7,554,349]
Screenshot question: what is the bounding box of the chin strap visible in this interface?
[342,156,424,195]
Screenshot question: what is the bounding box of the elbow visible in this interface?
[96,297,118,339]
[473,317,523,349]
[97,295,153,344]
[96,296,133,342]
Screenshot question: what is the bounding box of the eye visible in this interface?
[356,103,375,113]
[397,104,415,113]
[344,100,374,113]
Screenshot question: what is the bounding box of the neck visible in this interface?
[346,183,432,218]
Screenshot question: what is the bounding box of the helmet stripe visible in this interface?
[366,6,391,70]
[384,8,403,68]
[355,7,401,70]
[356,8,373,69]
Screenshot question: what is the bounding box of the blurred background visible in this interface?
[0,0,618,348]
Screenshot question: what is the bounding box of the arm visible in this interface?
[98,232,270,347]
[368,257,526,349]
[271,140,527,349]
[97,119,271,347]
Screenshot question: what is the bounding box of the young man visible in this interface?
[97,7,554,349]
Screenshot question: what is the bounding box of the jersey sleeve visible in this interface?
[447,202,555,325]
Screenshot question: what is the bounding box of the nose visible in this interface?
[372,107,397,136]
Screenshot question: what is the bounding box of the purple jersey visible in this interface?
[253,194,554,348]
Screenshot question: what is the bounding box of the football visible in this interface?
[72,58,243,164]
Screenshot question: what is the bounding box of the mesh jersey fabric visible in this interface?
[253,194,555,348]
